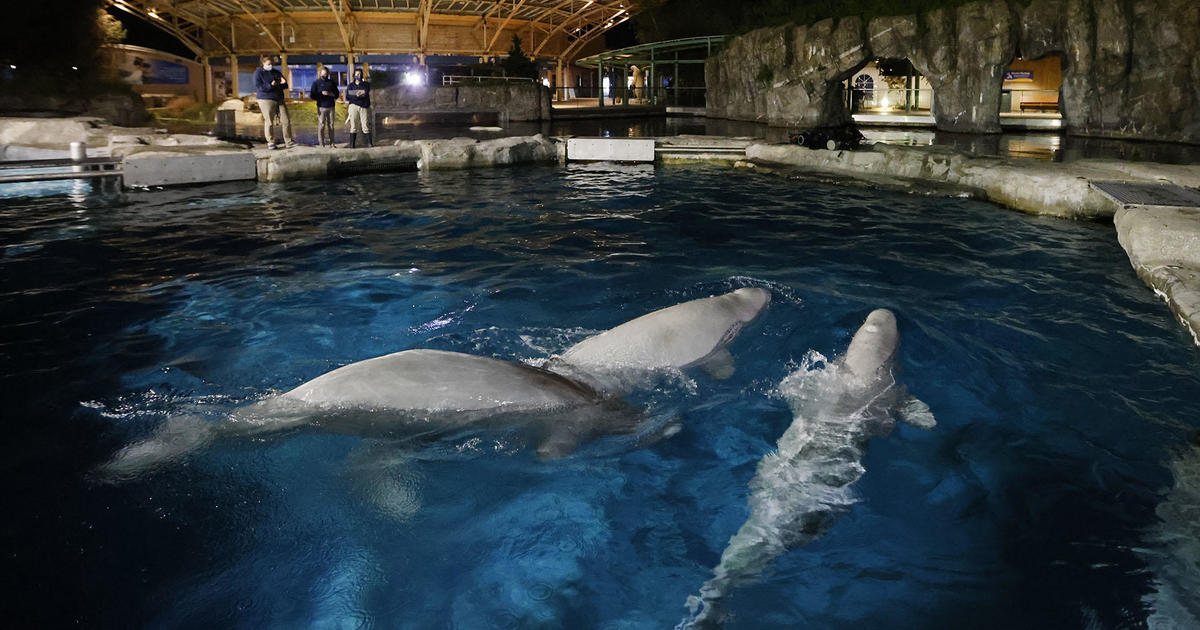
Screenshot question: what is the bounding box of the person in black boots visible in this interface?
[309,65,340,147]
[346,67,372,148]
[253,55,295,149]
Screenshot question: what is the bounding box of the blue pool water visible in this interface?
[2,164,1200,629]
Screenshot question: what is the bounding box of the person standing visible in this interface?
[309,66,340,147]
[254,55,295,149]
[346,67,372,148]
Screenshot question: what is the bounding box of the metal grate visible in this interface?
[1090,181,1200,207]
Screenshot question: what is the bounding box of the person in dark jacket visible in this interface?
[253,55,294,149]
[345,67,372,148]
[309,65,340,147]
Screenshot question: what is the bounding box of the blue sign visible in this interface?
[146,59,190,85]
[1005,70,1034,81]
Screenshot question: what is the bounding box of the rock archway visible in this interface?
[706,0,1200,143]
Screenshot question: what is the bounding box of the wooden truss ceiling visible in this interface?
[106,0,637,61]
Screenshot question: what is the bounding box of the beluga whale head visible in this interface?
[841,308,899,388]
[547,287,772,393]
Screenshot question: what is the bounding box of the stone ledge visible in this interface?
[1115,206,1200,344]
[124,149,257,187]
[414,134,559,169]
[742,143,1200,219]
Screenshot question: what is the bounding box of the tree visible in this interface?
[98,9,127,45]
[501,34,537,80]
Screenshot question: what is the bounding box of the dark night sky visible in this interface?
[109,8,198,58]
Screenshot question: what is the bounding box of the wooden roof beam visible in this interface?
[230,0,286,50]
[562,11,628,59]
[533,0,617,55]
[484,0,529,51]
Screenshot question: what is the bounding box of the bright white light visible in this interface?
[71,66,78,70]
[602,76,610,96]
[880,96,890,109]
[9,64,15,70]
[541,78,550,87]
[403,70,424,86]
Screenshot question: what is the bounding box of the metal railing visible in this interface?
[549,86,708,108]
[441,75,536,86]
[0,142,122,185]
[847,87,934,114]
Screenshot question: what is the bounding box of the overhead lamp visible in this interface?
[403,70,424,86]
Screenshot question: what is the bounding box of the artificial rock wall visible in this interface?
[706,0,1200,142]
[372,83,552,123]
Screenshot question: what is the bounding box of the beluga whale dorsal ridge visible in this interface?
[100,288,774,479]
[101,349,637,478]
[678,308,935,629]
[547,287,772,393]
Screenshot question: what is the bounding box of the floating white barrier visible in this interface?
[566,137,655,163]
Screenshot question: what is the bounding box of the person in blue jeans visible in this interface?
[309,66,340,147]
[253,55,294,149]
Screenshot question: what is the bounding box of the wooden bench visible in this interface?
[1020,101,1059,112]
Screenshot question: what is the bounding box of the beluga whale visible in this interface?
[678,308,936,629]
[100,288,772,478]
[546,287,772,393]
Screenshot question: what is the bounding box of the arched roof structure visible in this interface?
[106,0,637,62]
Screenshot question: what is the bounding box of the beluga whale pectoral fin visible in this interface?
[698,348,736,380]
[898,393,936,429]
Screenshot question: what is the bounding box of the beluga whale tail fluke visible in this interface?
[678,308,935,629]
[545,287,771,393]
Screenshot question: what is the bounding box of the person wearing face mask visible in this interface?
[346,66,372,148]
[309,65,340,147]
[254,55,295,149]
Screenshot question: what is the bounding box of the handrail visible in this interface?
[441,75,537,86]
[574,35,728,69]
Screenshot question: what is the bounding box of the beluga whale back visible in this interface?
[102,349,636,477]
[100,288,773,478]
[678,308,936,629]
[547,287,771,393]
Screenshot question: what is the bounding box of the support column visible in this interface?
[230,55,240,97]
[556,59,564,102]
[598,60,604,107]
[621,66,629,106]
[674,53,679,108]
[203,57,213,103]
[281,54,292,98]
[648,49,655,106]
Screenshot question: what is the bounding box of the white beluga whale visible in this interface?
[679,309,936,629]
[547,287,772,392]
[102,349,638,477]
[101,288,772,478]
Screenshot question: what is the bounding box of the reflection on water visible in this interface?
[3,165,1200,628]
